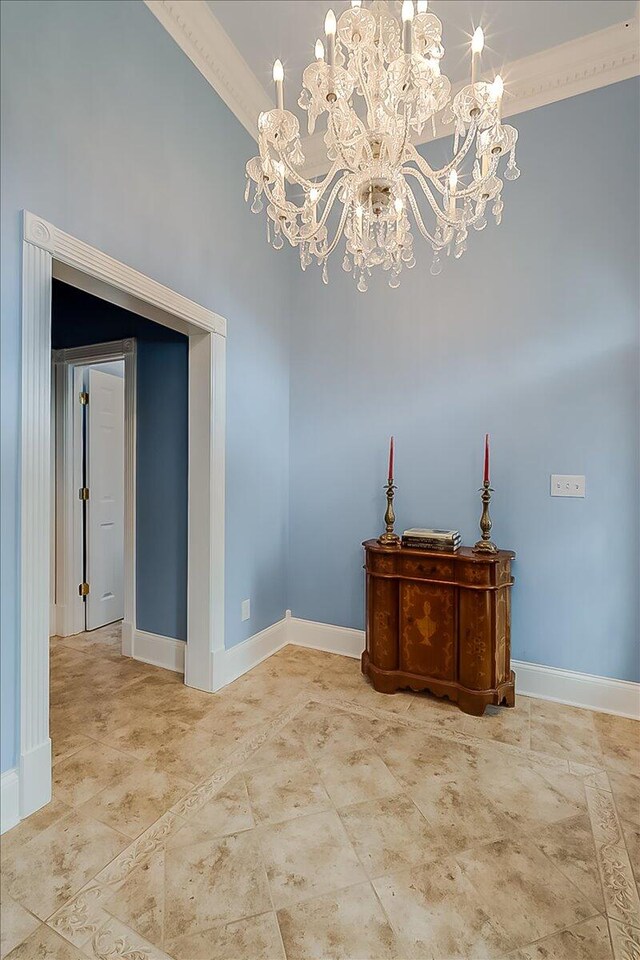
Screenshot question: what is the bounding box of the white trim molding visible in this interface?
[212,617,289,691]
[19,210,227,826]
[132,630,186,673]
[1,770,20,835]
[285,616,640,720]
[144,2,639,180]
[511,659,640,720]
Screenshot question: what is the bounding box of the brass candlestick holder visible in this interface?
[378,480,400,547]
[473,480,499,554]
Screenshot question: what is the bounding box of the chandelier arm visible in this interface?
[404,183,443,246]
[322,201,351,259]
[406,124,478,184]
[402,167,455,223]
[275,148,343,195]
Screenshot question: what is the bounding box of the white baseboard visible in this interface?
[19,739,52,820]
[215,617,289,690]
[512,659,640,719]
[286,616,640,720]
[132,629,185,673]
[287,614,363,659]
[1,769,20,834]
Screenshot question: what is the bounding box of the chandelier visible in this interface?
[245,0,520,291]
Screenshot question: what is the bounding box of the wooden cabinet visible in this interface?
[362,540,516,716]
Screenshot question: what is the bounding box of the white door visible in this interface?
[86,366,125,629]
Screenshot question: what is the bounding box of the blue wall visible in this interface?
[289,78,640,684]
[52,281,189,641]
[0,0,291,774]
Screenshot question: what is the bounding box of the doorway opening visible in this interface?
[18,210,227,822]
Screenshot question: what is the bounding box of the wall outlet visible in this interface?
[241,598,251,621]
[550,475,586,498]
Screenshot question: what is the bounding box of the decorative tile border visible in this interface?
[586,787,640,928]
[608,918,640,960]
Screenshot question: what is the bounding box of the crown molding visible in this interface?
[144,0,271,138]
[146,2,639,179]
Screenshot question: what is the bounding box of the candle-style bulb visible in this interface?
[309,187,320,203]
[491,74,504,101]
[315,39,324,60]
[351,0,362,7]
[417,0,428,12]
[402,1,415,23]
[272,59,284,83]
[325,9,336,36]
[471,26,484,54]
[448,169,457,192]
[394,197,403,214]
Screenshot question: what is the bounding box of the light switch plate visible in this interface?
[241,598,251,621]
[551,475,586,498]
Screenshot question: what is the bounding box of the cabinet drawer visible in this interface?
[398,556,454,582]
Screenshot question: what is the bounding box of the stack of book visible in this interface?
[401,528,462,552]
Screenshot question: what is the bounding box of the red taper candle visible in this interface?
[483,433,490,484]
[388,436,394,483]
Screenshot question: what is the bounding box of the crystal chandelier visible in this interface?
[245,0,520,291]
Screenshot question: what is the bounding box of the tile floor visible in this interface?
[1,623,639,959]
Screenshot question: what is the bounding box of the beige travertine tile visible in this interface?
[371,723,483,789]
[3,809,128,920]
[464,699,531,747]
[530,699,603,765]
[241,724,308,771]
[79,765,192,838]
[507,915,613,959]
[243,757,332,825]
[0,895,39,958]
[609,770,640,825]
[164,830,272,940]
[183,773,255,837]
[3,924,86,959]
[338,793,446,878]
[374,859,513,959]
[0,798,71,861]
[52,744,140,807]
[409,775,517,854]
[533,812,605,912]
[455,838,597,948]
[166,912,286,960]
[313,747,402,807]
[621,818,640,884]
[295,704,376,759]
[593,712,640,751]
[102,850,165,946]
[278,882,400,960]
[257,809,365,909]
[100,713,191,763]
[50,727,94,766]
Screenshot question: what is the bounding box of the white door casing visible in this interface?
[19,210,226,824]
[86,366,125,630]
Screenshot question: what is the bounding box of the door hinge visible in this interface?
[79,391,89,405]
[78,582,90,597]
[79,487,89,501]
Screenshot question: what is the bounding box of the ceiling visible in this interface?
[208,0,637,129]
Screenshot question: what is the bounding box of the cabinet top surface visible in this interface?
[362,539,515,562]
